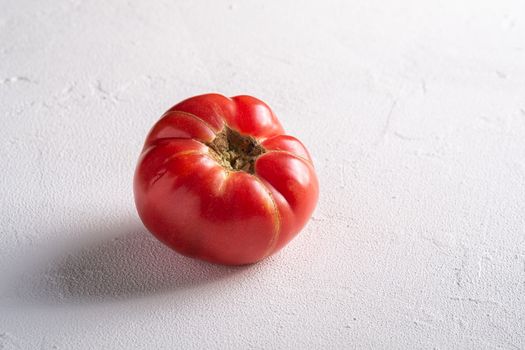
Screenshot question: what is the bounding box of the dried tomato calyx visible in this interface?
[206,126,265,174]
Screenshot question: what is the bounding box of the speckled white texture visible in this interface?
[1,0,525,349]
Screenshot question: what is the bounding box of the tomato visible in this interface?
[134,94,319,265]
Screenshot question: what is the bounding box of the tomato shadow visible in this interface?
[9,220,247,305]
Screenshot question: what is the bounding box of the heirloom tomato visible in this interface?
[134,94,318,265]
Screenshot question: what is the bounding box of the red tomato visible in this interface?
[134,94,319,265]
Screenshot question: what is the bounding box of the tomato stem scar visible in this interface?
[206,126,265,174]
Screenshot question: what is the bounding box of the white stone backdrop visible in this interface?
[1,0,524,348]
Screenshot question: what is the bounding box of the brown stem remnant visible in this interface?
[206,126,265,174]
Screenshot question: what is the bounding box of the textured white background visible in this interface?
[1,0,525,349]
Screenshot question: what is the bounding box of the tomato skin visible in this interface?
[134,94,319,265]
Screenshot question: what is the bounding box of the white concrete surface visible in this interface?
[1,0,525,349]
